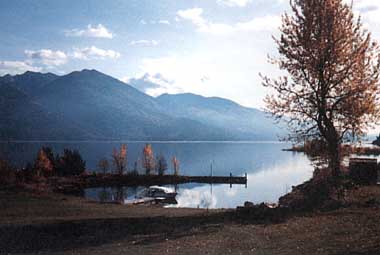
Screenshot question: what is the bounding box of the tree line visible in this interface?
[98,144,180,176]
[0,143,180,186]
[0,147,86,185]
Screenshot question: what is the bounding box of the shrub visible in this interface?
[56,149,86,176]
[0,159,16,185]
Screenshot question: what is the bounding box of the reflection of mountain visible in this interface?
[1,69,284,141]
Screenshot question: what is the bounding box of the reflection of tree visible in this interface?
[129,186,138,199]
[98,187,111,202]
[114,187,125,203]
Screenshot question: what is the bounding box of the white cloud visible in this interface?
[177,8,205,27]
[64,24,113,39]
[130,40,160,46]
[158,20,171,25]
[71,46,121,60]
[177,8,281,35]
[24,49,68,66]
[217,0,252,7]
[341,0,380,39]
[140,19,147,25]
[124,73,183,96]
[0,60,41,75]
[133,55,220,98]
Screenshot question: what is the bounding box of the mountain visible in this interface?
[0,83,91,140]
[156,93,284,140]
[0,71,58,97]
[0,70,229,140]
[0,70,284,141]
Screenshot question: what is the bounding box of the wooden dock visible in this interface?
[83,174,247,187]
[53,173,248,193]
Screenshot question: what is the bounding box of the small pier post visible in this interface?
[245,172,247,188]
[230,172,232,188]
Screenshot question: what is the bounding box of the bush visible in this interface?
[56,149,86,176]
[0,159,16,185]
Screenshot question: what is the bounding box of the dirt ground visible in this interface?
[1,187,380,255]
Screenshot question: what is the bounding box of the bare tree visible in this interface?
[262,0,380,177]
[156,155,168,176]
[98,158,109,175]
[112,144,127,175]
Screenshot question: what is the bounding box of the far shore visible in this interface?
[0,140,289,144]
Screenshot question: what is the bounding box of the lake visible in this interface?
[0,141,314,208]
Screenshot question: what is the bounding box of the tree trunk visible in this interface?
[327,140,340,178]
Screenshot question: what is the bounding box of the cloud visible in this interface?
[0,60,41,75]
[24,49,68,66]
[177,8,205,27]
[1,45,121,75]
[177,8,281,35]
[158,20,171,25]
[130,40,160,46]
[356,1,380,24]
[217,0,252,7]
[124,72,183,96]
[64,24,113,39]
[345,0,380,12]
[71,46,121,60]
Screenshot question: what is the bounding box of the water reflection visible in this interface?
[170,155,313,208]
[84,152,313,208]
[174,188,217,208]
[2,141,314,208]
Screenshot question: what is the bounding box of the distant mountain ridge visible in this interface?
[156,93,285,140]
[0,69,284,141]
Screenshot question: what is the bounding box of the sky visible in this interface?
[0,0,379,109]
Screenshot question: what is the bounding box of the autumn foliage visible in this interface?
[262,0,380,177]
[112,144,127,175]
[143,144,155,175]
[34,148,54,177]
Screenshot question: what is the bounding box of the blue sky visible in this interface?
[0,0,379,109]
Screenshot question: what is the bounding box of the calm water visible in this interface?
[0,141,314,208]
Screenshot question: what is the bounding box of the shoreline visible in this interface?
[1,180,380,254]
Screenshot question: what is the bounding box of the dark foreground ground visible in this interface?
[1,186,380,255]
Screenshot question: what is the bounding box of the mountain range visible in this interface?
[0,69,285,141]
